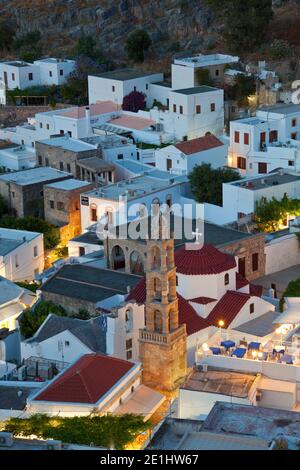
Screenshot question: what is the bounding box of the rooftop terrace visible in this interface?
[0,167,71,186]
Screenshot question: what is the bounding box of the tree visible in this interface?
[61,55,107,104]
[72,35,105,63]
[226,74,256,107]
[19,301,66,339]
[205,0,273,54]
[0,23,15,52]
[195,68,214,86]
[122,90,146,112]
[0,215,60,249]
[254,195,300,233]
[125,29,152,62]
[189,163,241,206]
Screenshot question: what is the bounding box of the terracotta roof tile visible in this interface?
[189,297,216,305]
[236,272,249,290]
[59,101,118,119]
[175,134,224,155]
[34,353,134,404]
[175,244,236,275]
[108,115,156,130]
[206,291,251,328]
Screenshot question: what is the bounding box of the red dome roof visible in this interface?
[175,244,236,275]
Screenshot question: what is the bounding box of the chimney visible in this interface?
[85,106,91,135]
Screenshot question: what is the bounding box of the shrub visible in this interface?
[19,301,66,339]
[122,91,146,112]
[125,29,152,62]
[195,68,214,86]
[269,39,293,60]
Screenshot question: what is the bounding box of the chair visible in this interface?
[210,347,221,355]
[232,347,246,359]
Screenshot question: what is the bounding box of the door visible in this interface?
[238,257,246,277]
[166,158,172,171]
[3,71,7,86]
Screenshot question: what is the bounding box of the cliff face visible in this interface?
[0,0,215,61]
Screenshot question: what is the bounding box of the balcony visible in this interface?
[139,325,186,345]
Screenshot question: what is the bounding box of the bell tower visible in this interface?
[139,214,187,391]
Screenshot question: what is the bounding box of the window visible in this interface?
[117,154,123,160]
[65,341,70,347]
[38,155,42,165]
[237,156,246,170]
[179,105,183,114]
[50,200,54,209]
[21,140,25,145]
[32,142,35,148]
[45,157,49,166]
[49,71,52,77]
[126,339,132,350]
[210,103,215,112]
[59,69,64,76]
[258,162,267,174]
[196,104,201,114]
[15,255,19,268]
[291,132,297,140]
[33,246,38,257]
[112,85,115,92]
[176,275,178,286]
[288,160,294,166]
[67,164,71,173]
[224,273,229,285]
[133,86,136,91]
[244,133,249,145]
[125,309,133,333]
[252,253,259,272]
[108,171,112,182]
[260,132,266,148]
[166,158,172,170]
[90,204,97,222]
[269,130,278,143]
[173,104,176,113]
[60,130,64,135]
[146,83,148,90]
[126,350,132,360]
[59,161,64,171]
[234,131,240,143]
[250,303,255,314]
[215,69,219,76]
[12,73,16,81]
[292,118,297,127]
[46,124,50,130]
[57,201,64,211]
[28,73,33,81]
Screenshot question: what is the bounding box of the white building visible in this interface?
[0,276,36,331]
[88,69,164,107]
[228,104,300,175]
[155,134,227,174]
[0,228,44,282]
[80,172,187,230]
[0,145,36,171]
[0,79,6,105]
[0,58,75,90]
[171,53,239,89]
[27,353,165,419]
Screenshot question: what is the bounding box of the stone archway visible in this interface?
[111,245,125,270]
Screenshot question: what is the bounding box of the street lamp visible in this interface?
[218,320,224,340]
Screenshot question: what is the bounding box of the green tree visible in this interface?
[72,35,105,63]
[12,30,42,51]
[19,301,66,339]
[205,0,273,54]
[254,195,300,232]
[0,215,60,249]
[0,23,15,51]
[189,163,241,206]
[125,29,152,62]
[195,68,214,86]
[227,74,256,107]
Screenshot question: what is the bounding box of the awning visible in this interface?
[114,384,165,422]
[248,342,261,351]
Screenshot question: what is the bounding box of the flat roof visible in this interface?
[0,386,38,410]
[0,167,71,186]
[91,68,161,81]
[172,85,219,95]
[3,61,31,68]
[41,264,141,303]
[233,310,282,337]
[71,231,103,246]
[232,172,300,190]
[177,431,269,451]
[45,179,92,191]
[174,53,239,68]
[38,136,97,153]
[76,157,115,172]
[258,103,300,115]
[181,369,256,398]
[203,402,300,440]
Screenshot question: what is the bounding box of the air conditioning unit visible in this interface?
[47,439,62,450]
[0,432,13,447]
[256,390,263,402]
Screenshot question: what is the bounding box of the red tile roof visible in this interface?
[236,272,249,290]
[175,134,224,155]
[59,101,118,119]
[34,353,135,404]
[175,244,236,275]
[206,291,251,328]
[189,297,216,305]
[108,115,156,130]
[250,283,263,298]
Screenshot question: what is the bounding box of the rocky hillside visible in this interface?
[0,0,299,70]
